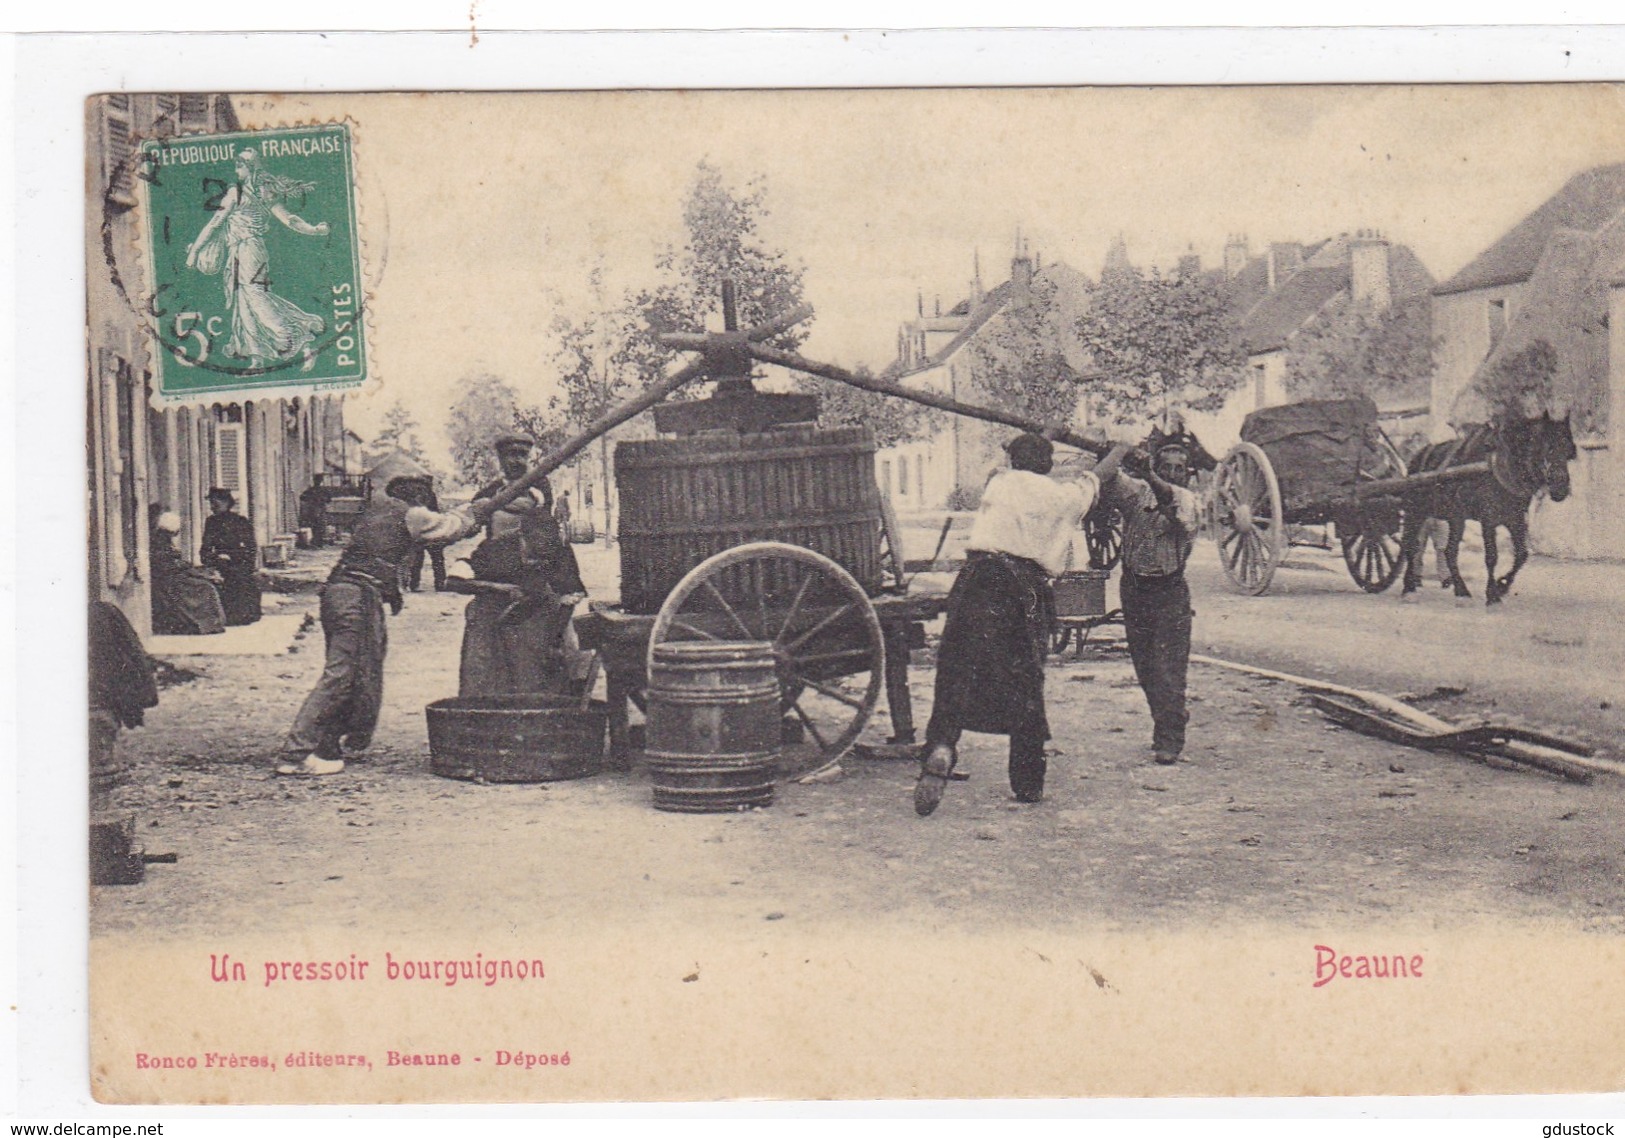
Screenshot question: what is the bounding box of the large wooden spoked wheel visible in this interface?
[1339,505,1407,593]
[647,541,885,769]
[1215,442,1286,595]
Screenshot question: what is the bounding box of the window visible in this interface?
[179,94,212,131]
[1488,298,1507,346]
[880,459,892,497]
[1253,362,1268,408]
[916,455,925,500]
[899,455,909,497]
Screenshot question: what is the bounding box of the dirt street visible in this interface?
[93,538,1625,943]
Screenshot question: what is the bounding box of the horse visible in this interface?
[1398,412,1576,605]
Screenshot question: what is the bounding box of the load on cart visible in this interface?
[1212,395,1411,595]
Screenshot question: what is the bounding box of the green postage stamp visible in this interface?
[138,123,366,398]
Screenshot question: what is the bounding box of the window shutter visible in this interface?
[104,106,136,206]
[215,422,247,497]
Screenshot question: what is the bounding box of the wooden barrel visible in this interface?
[615,425,883,614]
[426,695,607,783]
[645,641,781,813]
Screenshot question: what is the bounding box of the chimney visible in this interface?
[1224,233,1249,279]
[1350,228,1392,312]
[1177,247,1201,278]
[934,295,942,317]
[1266,242,1304,291]
[971,248,985,305]
[1011,247,1034,294]
[916,290,923,317]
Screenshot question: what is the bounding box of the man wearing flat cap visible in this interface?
[915,430,1131,816]
[1094,431,1202,767]
[458,433,588,697]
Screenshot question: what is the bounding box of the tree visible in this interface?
[446,373,564,488]
[625,161,811,391]
[1473,339,1559,419]
[1075,265,1247,424]
[802,363,930,448]
[965,271,1082,426]
[548,263,647,539]
[1284,294,1434,403]
[544,165,814,536]
[367,400,439,478]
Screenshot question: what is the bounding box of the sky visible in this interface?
[234,86,1625,464]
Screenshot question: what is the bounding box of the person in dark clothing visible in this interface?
[200,488,261,625]
[458,435,589,697]
[298,474,329,548]
[89,600,160,816]
[916,432,1130,816]
[149,509,227,635]
[279,481,493,776]
[396,476,449,592]
[1093,439,1202,765]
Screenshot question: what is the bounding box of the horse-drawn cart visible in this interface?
[1213,397,1414,595]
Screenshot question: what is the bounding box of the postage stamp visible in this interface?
[136,123,367,398]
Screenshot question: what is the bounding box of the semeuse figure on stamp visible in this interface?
[185,147,330,373]
[1093,437,1202,766]
[200,488,262,626]
[915,431,1131,816]
[457,435,589,698]
[279,481,494,777]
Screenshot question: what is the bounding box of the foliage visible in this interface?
[1473,338,1560,419]
[366,400,440,480]
[1284,294,1434,402]
[1075,265,1247,424]
[623,161,811,393]
[965,272,1082,426]
[945,484,982,511]
[801,363,930,448]
[549,262,645,432]
[445,373,565,487]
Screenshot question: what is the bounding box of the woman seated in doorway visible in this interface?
[149,509,227,635]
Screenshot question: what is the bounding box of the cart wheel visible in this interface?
[1085,506,1123,571]
[1339,507,1407,593]
[648,541,885,769]
[877,495,909,594]
[1215,441,1285,595]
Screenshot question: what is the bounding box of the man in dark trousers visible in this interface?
[1093,437,1202,765]
[916,432,1130,816]
[279,481,493,776]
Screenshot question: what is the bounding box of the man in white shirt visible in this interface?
[916,432,1130,815]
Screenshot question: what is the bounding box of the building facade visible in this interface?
[877,248,1092,511]
[1430,163,1625,558]
[87,93,352,636]
[1187,231,1436,453]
